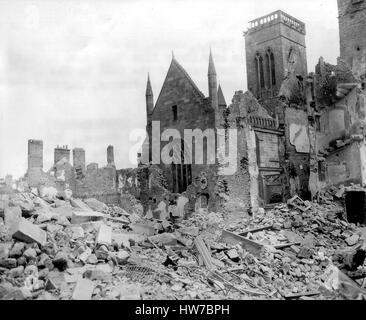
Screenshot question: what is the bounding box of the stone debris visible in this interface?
[72,278,94,300]
[96,224,112,246]
[0,190,365,300]
[12,218,47,246]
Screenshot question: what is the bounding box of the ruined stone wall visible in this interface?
[51,160,75,194]
[28,140,43,170]
[54,147,70,164]
[338,0,366,78]
[219,91,277,213]
[256,131,280,168]
[279,24,308,80]
[74,166,117,200]
[325,141,362,186]
[219,118,252,213]
[316,87,366,152]
[117,168,141,199]
[72,148,86,174]
[24,141,120,203]
[284,106,310,199]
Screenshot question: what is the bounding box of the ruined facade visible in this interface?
[140,53,222,215]
[21,1,366,217]
[301,0,366,197]
[307,58,366,195]
[244,10,311,202]
[136,10,317,217]
[138,3,366,215]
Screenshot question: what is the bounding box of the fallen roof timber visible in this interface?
[219,229,264,256]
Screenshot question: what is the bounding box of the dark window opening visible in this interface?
[172,105,178,121]
[270,52,276,86]
[266,49,276,88]
[255,53,265,91]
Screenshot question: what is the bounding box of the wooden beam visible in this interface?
[273,242,300,249]
[219,230,264,256]
[194,236,215,271]
[239,224,273,236]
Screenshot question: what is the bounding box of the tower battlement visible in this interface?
[244,10,308,104]
[246,10,306,35]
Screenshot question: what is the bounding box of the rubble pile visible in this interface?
[0,191,365,300]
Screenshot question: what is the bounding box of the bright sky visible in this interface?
[0,0,340,179]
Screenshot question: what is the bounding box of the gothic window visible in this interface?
[270,51,276,85]
[171,139,192,193]
[266,48,276,88]
[255,53,265,91]
[172,105,178,121]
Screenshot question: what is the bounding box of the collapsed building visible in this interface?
[19,1,366,223]
[25,141,119,204]
[135,10,311,216]
[132,1,366,221]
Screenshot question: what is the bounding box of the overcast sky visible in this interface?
[0,0,340,179]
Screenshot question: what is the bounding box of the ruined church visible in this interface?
[20,0,366,220]
[135,0,366,218]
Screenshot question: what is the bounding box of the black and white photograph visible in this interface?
[0,0,366,307]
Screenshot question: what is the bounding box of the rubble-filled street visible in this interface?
[1,188,365,300]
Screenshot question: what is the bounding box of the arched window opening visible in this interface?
[270,51,276,86]
[255,53,265,91]
[266,49,276,88]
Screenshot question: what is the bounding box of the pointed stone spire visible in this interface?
[146,73,153,97]
[208,49,218,111]
[218,84,227,107]
[208,48,216,76]
[172,50,175,60]
[145,73,154,121]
